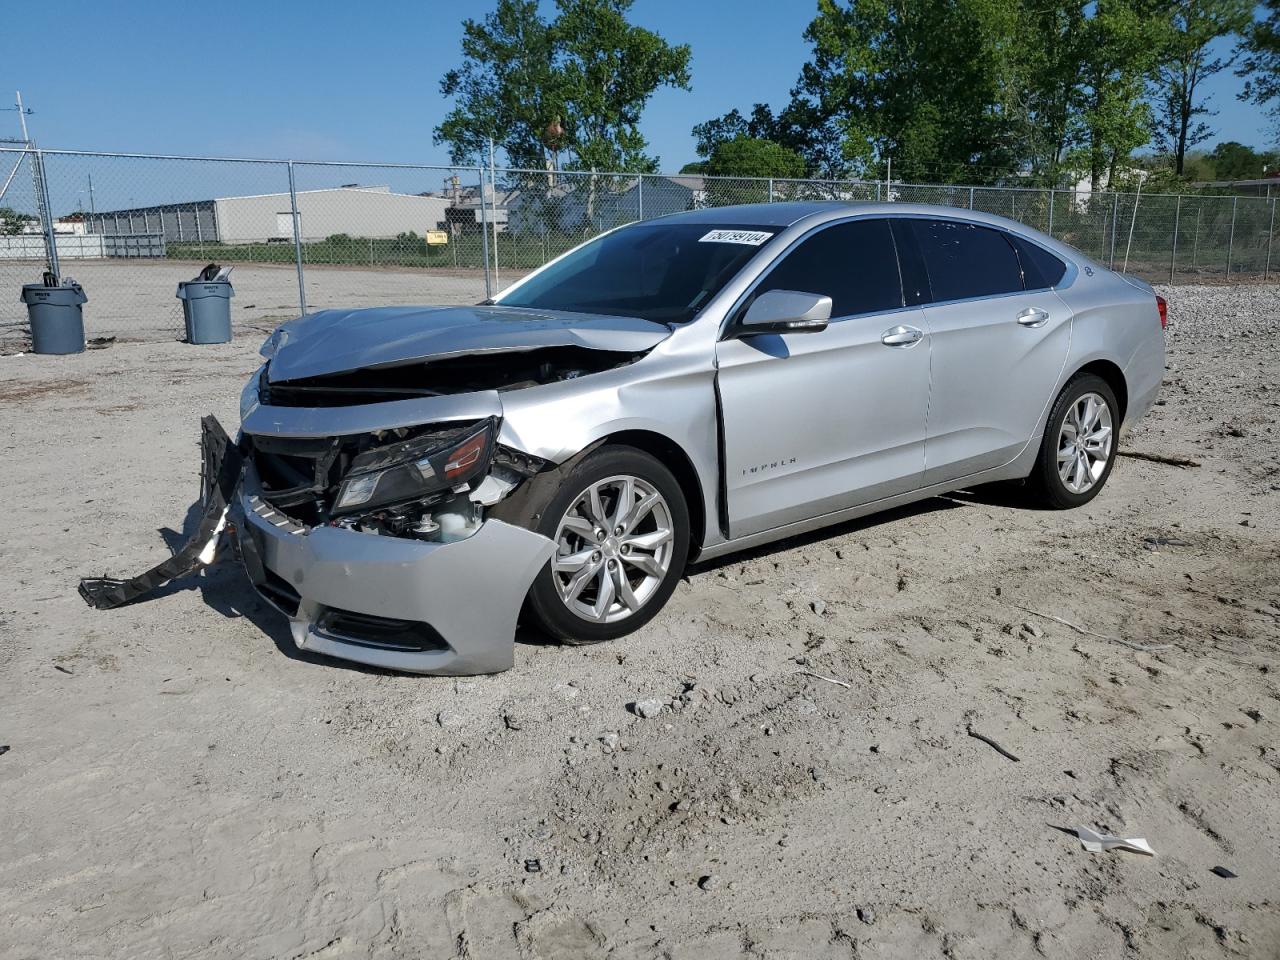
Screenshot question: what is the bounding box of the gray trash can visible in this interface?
[177,279,233,344]
[21,282,88,355]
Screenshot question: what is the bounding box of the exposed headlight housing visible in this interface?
[332,418,497,514]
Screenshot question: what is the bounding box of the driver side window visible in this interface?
[748,219,904,319]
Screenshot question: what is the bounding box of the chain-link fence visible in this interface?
[2,146,1276,345]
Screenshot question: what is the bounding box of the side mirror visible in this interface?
[736,289,832,336]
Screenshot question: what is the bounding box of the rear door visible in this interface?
[895,218,1071,484]
[716,218,931,539]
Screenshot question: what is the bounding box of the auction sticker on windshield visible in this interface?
[698,229,773,245]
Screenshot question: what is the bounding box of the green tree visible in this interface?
[436,0,559,169]
[1148,0,1251,175]
[1011,0,1090,182]
[696,136,803,206]
[689,104,830,177]
[0,206,34,235]
[777,0,1027,183]
[1207,140,1277,178]
[699,136,807,204]
[1076,0,1164,191]
[435,0,690,173]
[704,136,807,179]
[1237,0,1280,133]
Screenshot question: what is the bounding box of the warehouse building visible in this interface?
[85,185,450,244]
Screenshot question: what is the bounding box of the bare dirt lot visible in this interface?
[1,284,1278,959]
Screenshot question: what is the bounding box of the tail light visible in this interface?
[1155,295,1167,331]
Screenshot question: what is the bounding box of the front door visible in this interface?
[716,218,932,540]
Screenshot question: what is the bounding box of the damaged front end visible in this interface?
[247,417,509,539]
[79,405,564,675]
[77,303,671,674]
[234,389,560,673]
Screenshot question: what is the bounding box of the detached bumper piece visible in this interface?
[79,416,241,610]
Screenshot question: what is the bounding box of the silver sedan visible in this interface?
[195,202,1164,674]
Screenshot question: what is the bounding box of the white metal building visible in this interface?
[85,186,450,244]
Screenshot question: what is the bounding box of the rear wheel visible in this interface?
[522,446,689,644]
[1028,373,1118,509]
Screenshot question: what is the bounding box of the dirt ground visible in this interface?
[1,284,1278,960]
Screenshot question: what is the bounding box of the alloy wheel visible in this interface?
[1057,391,1113,494]
[551,474,675,624]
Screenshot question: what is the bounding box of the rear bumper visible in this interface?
[1121,328,1165,436]
[234,466,554,675]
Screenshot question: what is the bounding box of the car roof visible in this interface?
[650,200,1085,264]
[655,200,1032,232]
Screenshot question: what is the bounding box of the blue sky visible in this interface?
[0,0,1268,170]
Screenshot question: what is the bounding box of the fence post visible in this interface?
[32,149,61,280]
[1267,198,1276,282]
[1109,193,1119,269]
[636,174,644,221]
[1122,182,1142,274]
[767,178,774,203]
[478,165,492,299]
[488,142,500,289]
[1192,205,1201,268]
[287,161,307,316]
[1047,188,1054,237]
[1226,196,1237,278]
[968,186,975,210]
[1170,195,1181,284]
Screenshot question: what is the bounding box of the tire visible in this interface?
[515,446,690,644]
[1028,373,1119,509]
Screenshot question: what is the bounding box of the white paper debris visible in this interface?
[1075,826,1155,856]
[698,229,773,246]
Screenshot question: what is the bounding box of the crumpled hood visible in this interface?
[266,304,671,383]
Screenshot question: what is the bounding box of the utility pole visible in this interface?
[14,90,31,140]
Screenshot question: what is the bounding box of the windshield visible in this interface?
[496,222,780,325]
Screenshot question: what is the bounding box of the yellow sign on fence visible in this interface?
[426,230,449,246]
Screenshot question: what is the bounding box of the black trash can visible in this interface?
[21,282,88,355]
[177,279,233,344]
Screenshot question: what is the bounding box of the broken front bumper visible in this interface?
[234,465,555,675]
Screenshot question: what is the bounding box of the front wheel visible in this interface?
[1027,373,1119,509]
[522,446,690,644]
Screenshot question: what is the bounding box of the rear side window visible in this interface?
[749,219,903,318]
[1010,235,1067,289]
[908,220,1024,301]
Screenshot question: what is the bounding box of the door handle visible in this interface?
[881,325,924,347]
[1017,307,1050,328]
